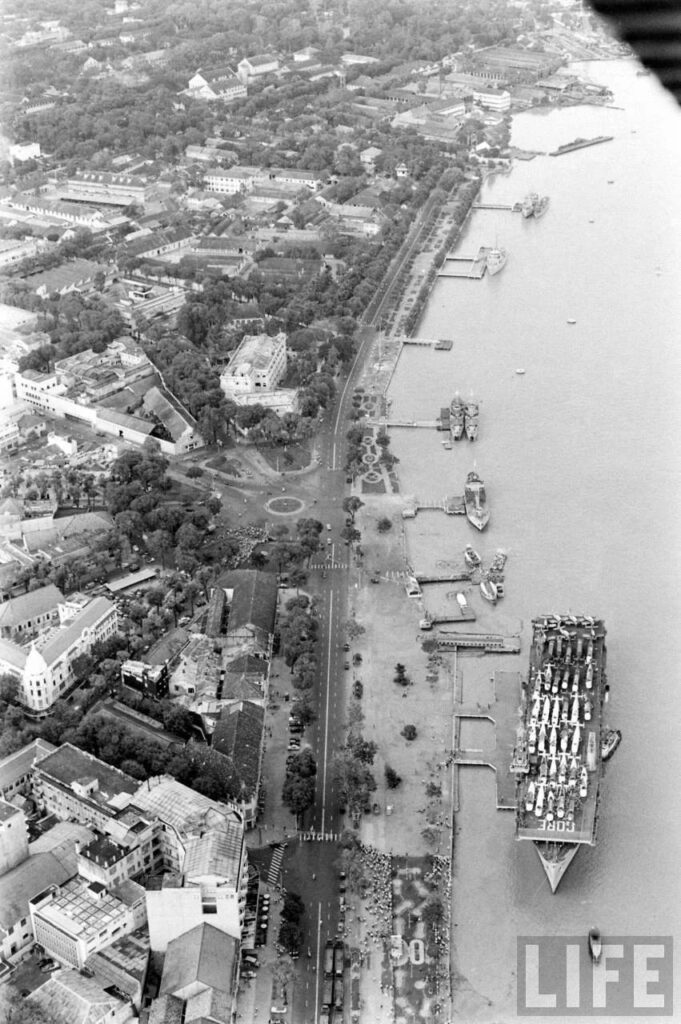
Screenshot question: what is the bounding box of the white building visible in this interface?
[0,595,118,715]
[29,876,146,968]
[237,54,280,84]
[132,776,247,952]
[8,142,41,164]
[186,69,247,103]
[472,87,511,111]
[220,332,287,399]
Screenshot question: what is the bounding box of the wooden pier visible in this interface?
[404,495,465,515]
[472,202,516,211]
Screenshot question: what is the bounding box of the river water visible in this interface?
[387,60,681,1022]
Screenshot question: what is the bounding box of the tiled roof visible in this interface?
[142,385,196,440]
[0,583,64,630]
[219,569,277,637]
[160,923,239,998]
[211,701,264,797]
[0,738,57,793]
[0,851,73,929]
[0,636,27,670]
[37,596,115,665]
[29,968,126,1024]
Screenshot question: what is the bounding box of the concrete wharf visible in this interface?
[434,632,521,653]
[451,669,521,811]
[427,609,477,624]
[415,571,472,584]
[382,419,440,429]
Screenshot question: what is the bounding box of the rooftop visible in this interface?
[33,876,129,933]
[219,569,278,638]
[0,737,57,793]
[0,584,64,631]
[29,967,129,1024]
[0,851,74,930]
[160,922,239,998]
[34,743,138,811]
[212,701,264,797]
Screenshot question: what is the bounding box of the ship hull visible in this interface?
[534,841,580,892]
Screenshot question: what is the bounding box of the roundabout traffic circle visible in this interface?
[266,496,305,515]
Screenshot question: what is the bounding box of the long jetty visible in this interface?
[433,632,521,653]
[415,571,472,584]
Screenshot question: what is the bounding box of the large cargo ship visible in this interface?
[511,615,607,892]
[464,470,489,530]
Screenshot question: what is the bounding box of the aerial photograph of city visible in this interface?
[0,0,679,1022]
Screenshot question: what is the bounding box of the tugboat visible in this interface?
[464,470,490,531]
[486,247,507,276]
[450,393,465,441]
[588,928,602,963]
[464,397,479,441]
[601,728,621,761]
[464,545,482,568]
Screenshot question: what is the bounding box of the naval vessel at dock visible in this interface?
[511,614,609,892]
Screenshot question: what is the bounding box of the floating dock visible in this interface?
[439,246,490,279]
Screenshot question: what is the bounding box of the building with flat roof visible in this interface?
[219,333,287,402]
[32,743,140,832]
[29,875,146,968]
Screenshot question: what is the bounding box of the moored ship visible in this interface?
[450,393,465,441]
[464,398,479,441]
[533,195,549,218]
[522,192,538,218]
[464,470,490,531]
[486,247,507,276]
[511,615,608,892]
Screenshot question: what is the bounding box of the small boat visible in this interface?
[464,546,482,568]
[601,728,621,761]
[450,392,465,441]
[567,318,577,324]
[441,440,452,450]
[480,578,498,604]
[525,781,536,812]
[588,928,602,963]
[515,368,525,375]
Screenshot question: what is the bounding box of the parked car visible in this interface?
[343,661,350,670]
[343,642,350,652]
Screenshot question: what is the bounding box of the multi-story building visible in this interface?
[0,596,118,715]
[237,54,279,83]
[57,172,152,209]
[132,776,247,952]
[0,738,56,803]
[29,876,146,968]
[0,583,65,641]
[0,799,29,875]
[186,69,247,103]
[219,332,287,400]
[472,86,511,111]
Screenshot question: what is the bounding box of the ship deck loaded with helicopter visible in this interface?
[511,614,609,892]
